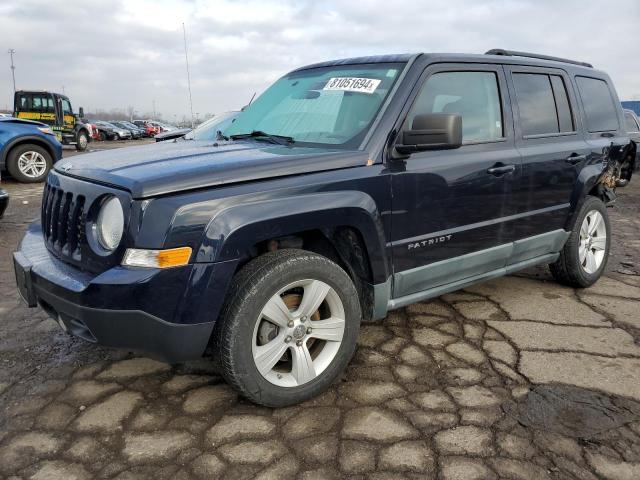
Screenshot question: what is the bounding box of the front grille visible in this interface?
[41,184,86,263]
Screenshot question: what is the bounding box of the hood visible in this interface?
[0,117,47,128]
[54,139,368,198]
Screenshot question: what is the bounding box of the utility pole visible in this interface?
[8,49,16,93]
[182,22,195,129]
[62,85,65,95]
[152,99,156,119]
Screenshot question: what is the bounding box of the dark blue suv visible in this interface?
[0,117,63,183]
[13,50,635,406]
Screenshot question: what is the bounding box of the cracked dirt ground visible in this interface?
[1,158,640,479]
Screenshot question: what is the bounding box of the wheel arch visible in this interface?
[197,190,390,285]
[1,135,57,171]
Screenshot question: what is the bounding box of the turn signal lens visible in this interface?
[122,247,192,269]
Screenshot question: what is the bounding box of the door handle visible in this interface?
[565,154,587,165]
[487,164,516,176]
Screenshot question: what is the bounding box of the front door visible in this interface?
[389,64,520,298]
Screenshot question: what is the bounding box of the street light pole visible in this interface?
[8,49,16,93]
[182,22,195,129]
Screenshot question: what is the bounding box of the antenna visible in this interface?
[183,22,195,129]
[8,49,16,93]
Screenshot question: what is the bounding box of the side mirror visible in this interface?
[79,107,84,118]
[396,113,462,154]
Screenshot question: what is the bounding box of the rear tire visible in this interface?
[7,144,52,183]
[214,249,361,407]
[550,196,610,288]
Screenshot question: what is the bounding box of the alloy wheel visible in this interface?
[17,151,48,179]
[579,210,607,274]
[251,279,345,388]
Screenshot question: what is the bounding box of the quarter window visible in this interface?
[408,71,503,143]
[576,76,619,132]
[513,73,575,136]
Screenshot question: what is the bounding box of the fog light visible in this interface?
[122,247,192,268]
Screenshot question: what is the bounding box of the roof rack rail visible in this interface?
[484,49,593,68]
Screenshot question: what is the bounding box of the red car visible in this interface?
[133,120,161,137]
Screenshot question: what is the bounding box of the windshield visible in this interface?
[185,111,239,140]
[223,63,404,148]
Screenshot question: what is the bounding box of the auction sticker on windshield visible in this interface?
[323,77,381,94]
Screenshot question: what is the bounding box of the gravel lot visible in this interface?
[1,143,640,479]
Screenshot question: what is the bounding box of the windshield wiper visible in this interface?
[230,130,294,146]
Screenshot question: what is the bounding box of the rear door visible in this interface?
[505,66,589,244]
[389,63,521,298]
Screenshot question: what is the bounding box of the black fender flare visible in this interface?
[0,134,57,170]
[564,161,610,232]
[196,190,390,283]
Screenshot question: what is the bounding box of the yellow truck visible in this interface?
[14,90,92,151]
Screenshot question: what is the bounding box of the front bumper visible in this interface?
[13,224,215,363]
[0,188,8,218]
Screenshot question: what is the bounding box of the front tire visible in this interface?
[75,131,88,151]
[7,144,53,183]
[214,249,361,407]
[550,196,610,287]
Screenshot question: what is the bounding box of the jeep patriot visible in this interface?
[13,50,635,406]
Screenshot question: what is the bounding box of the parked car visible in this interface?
[0,116,62,182]
[118,120,146,138]
[13,50,635,407]
[156,112,240,142]
[133,120,160,136]
[623,109,640,172]
[148,121,173,132]
[111,121,142,139]
[85,121,100,141]
[92,121,131,141]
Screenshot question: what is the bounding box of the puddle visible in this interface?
[505,384,640,438]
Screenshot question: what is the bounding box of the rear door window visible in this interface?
[512,73,575,136]
[576,76,619,132]
[550,76,574,132]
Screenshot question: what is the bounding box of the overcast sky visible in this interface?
[1,0,638,120]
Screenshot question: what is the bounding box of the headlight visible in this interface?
[37,126,54,135]
[95,196,124,251]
